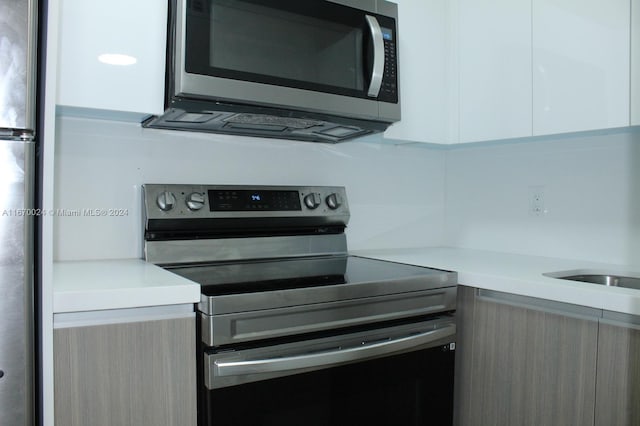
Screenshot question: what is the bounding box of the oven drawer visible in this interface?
[203,315,455,390]
[201,286,456,346]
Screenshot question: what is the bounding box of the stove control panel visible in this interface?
[143,184,350,222]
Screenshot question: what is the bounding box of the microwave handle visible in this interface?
[365,15,384,98]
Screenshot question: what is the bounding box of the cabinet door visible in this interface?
[54,317,196,426]
[532,0,630,135]
[632,0,640,126]
[455,286,598,426]
[595,320,640,426]
[383,0,455,144]
[458,0,532,143]
[57,0,167,116]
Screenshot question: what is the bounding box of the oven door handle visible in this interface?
[214,323,455,377]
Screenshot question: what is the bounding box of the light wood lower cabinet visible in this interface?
[54,316,196,426]
[454,286,599,426]
[595,319,640,426]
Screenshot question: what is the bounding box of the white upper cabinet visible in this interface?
[56,0,167,117]
[458,0,532,143]
[532,0,630,135]
[632,0,640,126]
[383,0,455,144]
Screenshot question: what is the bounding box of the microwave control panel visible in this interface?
[379,26,398,103]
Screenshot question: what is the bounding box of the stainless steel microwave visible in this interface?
[143,0,401,143]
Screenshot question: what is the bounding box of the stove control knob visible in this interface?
[325,193,342,210]
[186,192,205,211]
[156,191,176,211]
[304,193,321,210]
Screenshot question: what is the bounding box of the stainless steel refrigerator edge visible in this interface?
[0,0,37,425]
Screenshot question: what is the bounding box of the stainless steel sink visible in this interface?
[544,270,640,290]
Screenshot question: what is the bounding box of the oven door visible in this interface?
[173,0,399,120]
[200,316,455,425]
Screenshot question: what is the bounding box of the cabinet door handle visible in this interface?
[476,288,600,320]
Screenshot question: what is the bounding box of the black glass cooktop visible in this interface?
[166,255,453,296]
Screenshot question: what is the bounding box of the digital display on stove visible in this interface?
[208,189,302,211]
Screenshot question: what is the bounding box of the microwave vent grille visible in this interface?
[224,114,322,130]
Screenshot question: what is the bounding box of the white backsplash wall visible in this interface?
[54,116,640,264]
[445,130,640,265]
[53,116,447,260]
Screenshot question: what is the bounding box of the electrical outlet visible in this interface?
[529,186,545,216]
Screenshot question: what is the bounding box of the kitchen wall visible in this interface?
[54,116,640,266]
[53,115,447,260]
[445,129,640,265]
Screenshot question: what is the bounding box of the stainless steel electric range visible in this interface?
[143,184,458,426]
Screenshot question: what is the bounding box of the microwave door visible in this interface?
[182,0,373,99]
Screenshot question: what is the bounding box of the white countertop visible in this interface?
[53,259,200,313]
[352,247,640,316]
[54,248,640,316]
